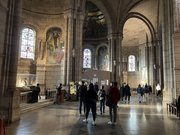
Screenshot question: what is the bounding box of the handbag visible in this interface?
[106,96,112,107]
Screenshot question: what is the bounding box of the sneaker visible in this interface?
[108,121,112,125]
[92,121,96,126]
[83,119,88,123]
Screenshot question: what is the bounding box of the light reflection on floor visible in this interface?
[7,95,180,135]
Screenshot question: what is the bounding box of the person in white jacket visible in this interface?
[156,83,161,96]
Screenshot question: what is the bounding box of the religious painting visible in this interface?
[46,27,64,64]
[97,46,109,71]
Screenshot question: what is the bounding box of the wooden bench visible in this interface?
[167,98,178,116]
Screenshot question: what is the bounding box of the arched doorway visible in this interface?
[121,15,158,92]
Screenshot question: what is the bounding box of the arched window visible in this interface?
[20,28,36,59]
[83,49,91,68]
[128,55,136,72]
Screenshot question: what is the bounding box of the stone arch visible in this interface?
[21,23,40,33]
[121,12,156,41]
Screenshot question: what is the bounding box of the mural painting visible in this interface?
[46,27,64,64]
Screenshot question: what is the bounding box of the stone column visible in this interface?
[172,0,180,98]
[64,12,74,84]
[109,33,123,84]
[161,0,174,106]
[0,0,22,123]
[108,37,112,72]
[173,0,180,32]
[75,14,84,82]
[36,36,46,92]
[94,54,97,69]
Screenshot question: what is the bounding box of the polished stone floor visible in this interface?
[6,95,180,135]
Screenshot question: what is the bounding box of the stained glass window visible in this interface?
[20,28,36,59]
[128,55,136,72]
[83,49,91,68]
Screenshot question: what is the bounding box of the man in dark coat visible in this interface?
[107,82,120,125]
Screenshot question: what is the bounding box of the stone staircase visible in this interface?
[20,98,54,114]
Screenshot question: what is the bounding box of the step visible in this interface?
[20,99,54,114]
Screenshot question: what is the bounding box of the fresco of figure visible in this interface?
[46,27,64,64]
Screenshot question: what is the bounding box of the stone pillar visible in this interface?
[172,0,180,98]
[63,15,68,85]
[173,0,180,32]
[64,12,74,84]
[161,0,174,106]
[109,33,123,84]
[36,36,46,93]
[94,54,97,69]
[0,0,22,123]
[75,14,84,82]
[108,37,112,72]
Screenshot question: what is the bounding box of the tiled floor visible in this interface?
[6,95,180,135]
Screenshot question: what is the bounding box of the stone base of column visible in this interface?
[2,89,21,124]
[162,89,172,108]
[11,89,20,122]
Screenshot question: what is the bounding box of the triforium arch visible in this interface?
[120,11,160,90]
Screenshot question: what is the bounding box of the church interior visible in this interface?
[1,0,180,134]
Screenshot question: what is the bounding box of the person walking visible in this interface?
[98,85,106,115]
[120,83,125,101]
[144,83,149,101]
[137,84,143,103]
[79,81,87,115]
[107,82,120,125]
[83,83,98,126]
[94,82,99,93]
[156,83,161,96]
[124,84,131,103]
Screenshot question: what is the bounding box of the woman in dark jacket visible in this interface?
[83,83,98,125]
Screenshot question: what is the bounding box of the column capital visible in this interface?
[63,9,77,19]
[108,32,123,40]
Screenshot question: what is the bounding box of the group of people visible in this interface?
[136,84,152,103]
[120,83,131,103]
[78,81,120,126]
